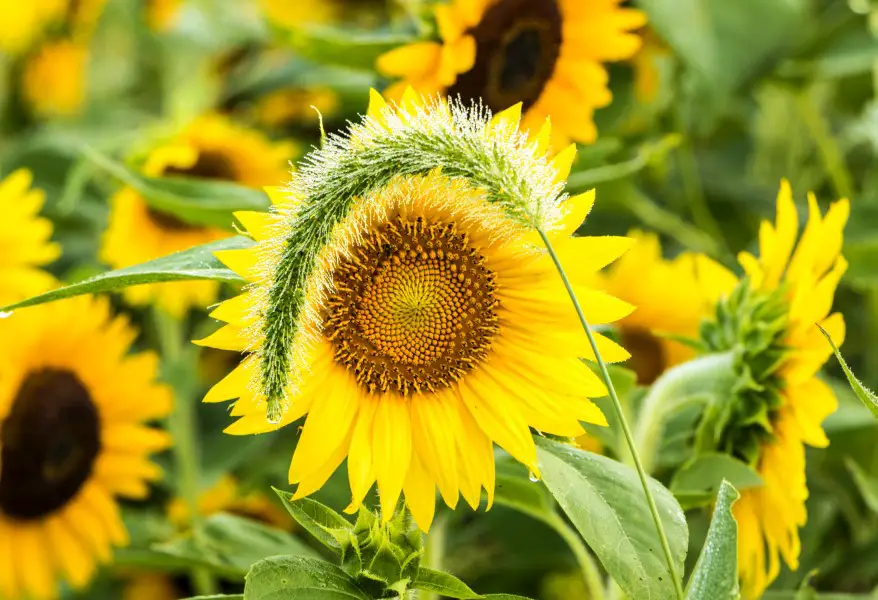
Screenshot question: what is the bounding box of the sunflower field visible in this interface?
[2,0,878,599]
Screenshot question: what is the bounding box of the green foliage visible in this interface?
[535,437,688,600]
[819,325,878,420]
[0,237,251,312]
[411,567,481,598]
[671,454,761,509]
[282,25,417,72]
[243,556,370,600]
[685,481,740,599]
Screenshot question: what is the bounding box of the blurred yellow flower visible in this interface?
[0,296,172,599]
[167,474,292,530]
[0,0,65,55]
[252,87,339,129]
[145,0,183,32]
[710,181,849,598]
[377,0,645,144]
[101,114,294,317]
[600,230,735,385]
[22,39,89,118]
[0,169,59,306]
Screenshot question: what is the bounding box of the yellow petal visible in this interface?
[373,395,412,520]
[209,293,253,327]
[194,325,249,352]
[551,143,577,184]
[292,428,353,500]
[376,43,441,78]
[45,515,95,589]
[558,190,595,237]
[403,452,436,532]
[411,394,460,509]
[203,359,252,403]
[234,211,275,242]
[489,103,522,133]
[215,248,260,281]
[346,396,379,512]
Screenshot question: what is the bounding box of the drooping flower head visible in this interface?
[0,296,172,599]
[377,0,645,144]
[101,113,294,317]
[0,169,60,305]
[698,181,849,598]
[198,90,634,530]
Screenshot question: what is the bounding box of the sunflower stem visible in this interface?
[549,515,607,600]
[419,512,448,600]
[538,229,686,600]
[153,309,217,596]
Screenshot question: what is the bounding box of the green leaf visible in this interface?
[0,237,252,312]
[244,555,370,600]
[843,457,878,514]
[282,24,416,72]
[638,0,805,93]
[566,135,681,192]
[481,596,537,599]
[182,596,245,600]
[83,146,271,229]
[670,453,762,509]
[685,481,740,599]
[819,325,878,420]
[154,513,317,580]
[492,455,555,524]
[274,489,354,553]
[535,437,688,600]
[411,567,480,599]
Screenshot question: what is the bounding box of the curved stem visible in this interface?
[550,515,607,600]
[633,352,737,474]
[419,513,448,600]
[153,309,216,596]
[538,229,686,600]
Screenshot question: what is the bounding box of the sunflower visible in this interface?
[144,0,183,31]
[0,295,172,599]
[198,92,634,531]
[22,39,89,118]
[698,180,849,598]
[599,230,736,385]
[377,0,645,145]
[101,114,294,317]
[0,169,60,306]
[0,0,65,55]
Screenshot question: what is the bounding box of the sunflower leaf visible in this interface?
[685,480,740,599]
[535,437,688,600]
[411,567,480,599]
[244,555,370,600]
[82,145,270,228]
[273,489,355,554]
[843,457,878,515]
[670,453,761,509]
[480,595,537,599]
[0,237,252,312]
[819,325,878,420]
[280,24,416,72]
[182,596,245,600]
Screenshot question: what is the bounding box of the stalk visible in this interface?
[538,230,686,600]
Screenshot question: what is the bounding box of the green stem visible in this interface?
[633,353,737,474]
[795,88,854,200]
[153,309,216,596]
[550,516,606,600]
[538,229,686,600]
[419,513,448,600]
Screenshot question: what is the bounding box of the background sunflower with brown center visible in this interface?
[377,0,645,144]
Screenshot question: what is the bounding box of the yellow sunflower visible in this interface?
[699,180,849,598]
[22,39,89,118]
[101,114,294,317]
[198,92,634,531]
[0,0,65,55]
[0,169,60,306]
[251,87,340,130]
[600,230,736,385]
[377,0,645,145]
[0,295,172,599]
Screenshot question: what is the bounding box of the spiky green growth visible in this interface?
[699,280,791,463]
[255,95,572,419]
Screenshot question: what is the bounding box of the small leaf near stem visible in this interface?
[538,229,686,600]
[819,324,878,420]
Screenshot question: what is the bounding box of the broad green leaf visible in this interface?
[244,555,370,600]
[274,489,354,553]
[763,593,875,599]
[83,146,271,228]
[182,596,245,600]
[154,513,317,580]
[481,596,537,599]
[819,325,878,420]
[685,481,740,599]
[638,0,805,93]
[671,454,761,509]
[411,567,480,599]
[535,437,688,600]
[0,237,252,312]
[282,25,416,72]
[843,457,878,514]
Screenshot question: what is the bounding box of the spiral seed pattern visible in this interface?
[324,216,499,394]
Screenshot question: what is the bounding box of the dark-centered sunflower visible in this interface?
[0,296,172,599]
[0,169,60,306]
[377,0,645,144]
[697,181,849,598]
[101,114,294,317]
[198,92,633,531]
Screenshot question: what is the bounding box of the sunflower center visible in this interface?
[620,328,666,386]
[148,150,238,230]
[0,369,100,520]
[324,216,499,395]
[448,0,562,113]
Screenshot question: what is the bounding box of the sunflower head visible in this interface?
[199,90,633,531]
[694,180,849,598]
[0,296,172,599]
[101,114,294,317]
[377,0,646,144]
[22,38,89,118]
